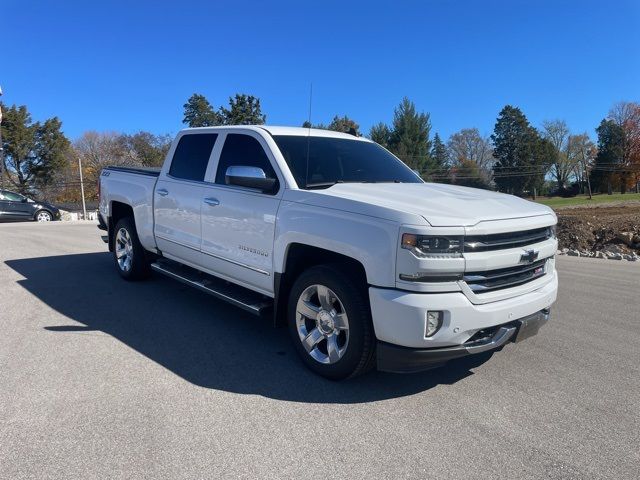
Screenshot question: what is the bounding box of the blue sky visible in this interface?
[2,0,639,142]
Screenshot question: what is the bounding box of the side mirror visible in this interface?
[225,166,277,193]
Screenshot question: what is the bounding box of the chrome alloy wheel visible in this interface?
[115,227,134,272]
[295,284,350,364]
[36,211,52,222]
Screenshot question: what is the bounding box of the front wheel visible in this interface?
[288,265,376,380]
[112,217,151,280]
[35,210,52,222]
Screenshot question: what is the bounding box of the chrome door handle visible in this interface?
[204,197,220,206]
[157,188,169,197]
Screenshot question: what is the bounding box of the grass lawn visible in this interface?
[535,192,640,209]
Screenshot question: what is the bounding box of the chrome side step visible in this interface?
[150,259,273,316]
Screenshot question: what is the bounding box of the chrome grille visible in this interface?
[464,227,552,252]
[464,259,547,293]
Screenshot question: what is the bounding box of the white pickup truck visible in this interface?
[98,126,558,379]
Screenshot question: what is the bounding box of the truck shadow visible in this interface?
[5,253,493,404]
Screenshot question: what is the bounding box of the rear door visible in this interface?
[153,132,218,266]
[199,132,283,295]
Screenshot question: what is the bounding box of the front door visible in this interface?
[153,132,218,266]
[0,191,13,219]
[0,191,31,219]
[200,132,282,295]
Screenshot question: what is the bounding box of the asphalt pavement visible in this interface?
[1,222,638,479]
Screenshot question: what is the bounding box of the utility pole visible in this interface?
[78,155,87,220]
[582,159,592,200]
[0,85,4,190]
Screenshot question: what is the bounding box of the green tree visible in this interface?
[590,119,624,193]
[428,133,449,181]
[369,122,392,148]
[327,115,360,135]
[220,94,266,125]
[0,103,70,194]
[183,93,221,127]
[491,105,549,195]
[388,97,432,174]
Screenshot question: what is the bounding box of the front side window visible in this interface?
[169,133,218,182]
[272,136,422,189]
[215,134,278,188]
[1,191,25,202]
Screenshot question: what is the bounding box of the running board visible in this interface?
[150,259,273,316]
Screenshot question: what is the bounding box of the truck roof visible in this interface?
[179,125,372,142]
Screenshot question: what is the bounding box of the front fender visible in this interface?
[274,201,400,287]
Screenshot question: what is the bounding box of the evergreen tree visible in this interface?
[369,122,391,148]
[0,103,70,194]
[491,105,548,194]
[220,94,266,125]
[182,93,221,127]
[327,115,360,135]
[590,119,624,193]
[431,133,449,175]
[388,98,432,174]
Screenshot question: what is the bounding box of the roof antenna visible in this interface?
[305,83,312,188]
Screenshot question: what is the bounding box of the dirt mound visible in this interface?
[556,204,640,253]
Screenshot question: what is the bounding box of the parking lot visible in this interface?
[1,222,638,479]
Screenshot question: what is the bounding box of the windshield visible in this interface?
[272,135,422,189]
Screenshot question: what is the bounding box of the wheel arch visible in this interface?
[108,201,134,252]
[33,208,53,221]
[273,243,368,326]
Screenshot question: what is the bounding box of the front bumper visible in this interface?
[369,270,557,349]
[377,308,550,373]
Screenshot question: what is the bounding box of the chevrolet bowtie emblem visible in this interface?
[520,249,539,264]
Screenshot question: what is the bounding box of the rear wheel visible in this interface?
[113,217,150,280]
[288,265,375,380]
[35,210,52,222]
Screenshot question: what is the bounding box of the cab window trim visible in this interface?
[209,131,283,197]
[167,132,219,183]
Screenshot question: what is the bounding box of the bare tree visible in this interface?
[447,128,493,183]
[567,133,596,196]
[542,119,573,189]
[73,132,133,199]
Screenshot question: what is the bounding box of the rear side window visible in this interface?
[169,133,218,182]
[215,134,278,188]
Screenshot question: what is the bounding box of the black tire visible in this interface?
[112,217,151,280]
[287,264,376,380]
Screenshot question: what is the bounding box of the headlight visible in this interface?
[549,225,557,239]
[401,234,463,258]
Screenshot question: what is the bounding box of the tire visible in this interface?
[35,210,53,222]
[112,217,151,280]
[287,264,376,380]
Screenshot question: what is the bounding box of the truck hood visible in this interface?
[311,183,554,226]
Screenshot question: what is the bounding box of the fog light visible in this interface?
[426,311,443,337]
